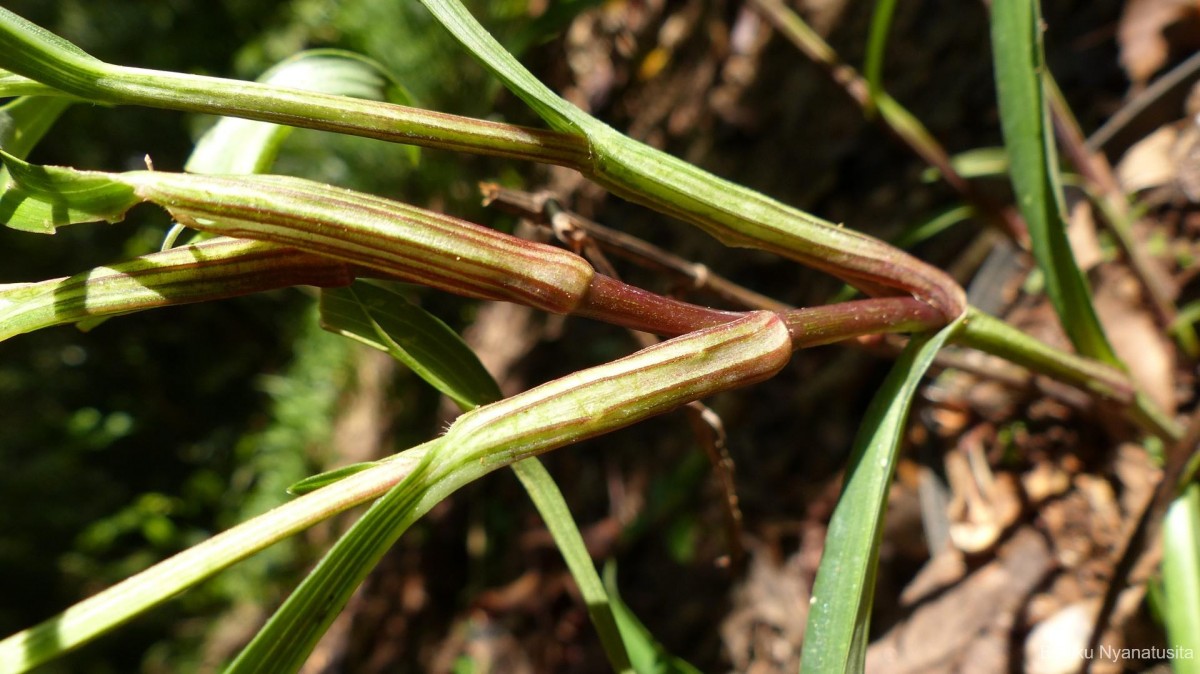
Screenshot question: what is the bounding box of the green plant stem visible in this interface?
[228,312,793,671]
[956,308,1180,440]
[0,445,431,674]
[0,238,350,341]
[0,11,589,167]
[0,6,967,321]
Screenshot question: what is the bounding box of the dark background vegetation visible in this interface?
[2,0,1169,672]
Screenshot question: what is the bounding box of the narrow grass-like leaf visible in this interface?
[892,205,974,250]
[513,460,634,673]
[287,461,378,496]
[227,312,792,673]
[320,280,501,410]
[320,278,636,670]
[601,563,702,674]
[0,96,72,220]
[863,0,898,114]
[187,50,418,175]
[990,0,1118,365]
[1163,482,1200,674]
[801,317,962,673]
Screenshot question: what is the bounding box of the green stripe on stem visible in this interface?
[0,238,350,342]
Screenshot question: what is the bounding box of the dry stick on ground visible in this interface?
[1087,50,1200,152]
[747,0,1028,246]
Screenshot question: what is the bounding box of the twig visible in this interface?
[481,183,790,312]
[1087,50,1200,152]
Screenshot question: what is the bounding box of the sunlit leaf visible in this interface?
[801,317,962,672]
[319,280,501,410]
[0,96,71,160]
[990,0,1118,365]
[0,150,137,233]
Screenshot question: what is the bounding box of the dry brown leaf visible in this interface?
[1116,124,1180,193]
[1118,0,1200,85]
[1092,266,1177,414]
[865,528,1052,674]
[1067,199,1104,272]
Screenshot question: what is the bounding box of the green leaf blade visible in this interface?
[0,150,138,232]
[318,280,501,410]
[801,318,962,672]
[989,0,1118,365]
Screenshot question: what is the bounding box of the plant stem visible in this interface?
[0,10,590,167]
[783,298,944,348]
[0,6,968,321]
[481,183,792,312]
[0,238,350,342]
[955,307,1180,440]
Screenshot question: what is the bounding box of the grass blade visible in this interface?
[989,0,1118,365]
[800,317,963,672]
[0,150,138,233]
[863,0,899,114]
[0,95,70,160]
[601,563,702,674]
[1163,483,1200,673]
[513,460,634,673]
[227,313,791,673]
